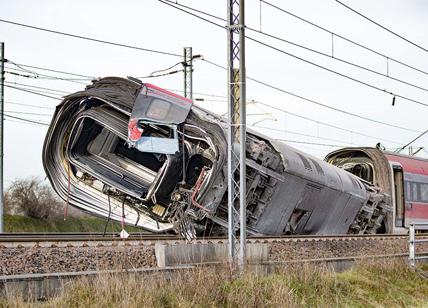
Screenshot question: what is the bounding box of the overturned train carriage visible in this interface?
[42,77,391,238]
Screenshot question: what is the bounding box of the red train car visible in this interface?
[325,147,428,233]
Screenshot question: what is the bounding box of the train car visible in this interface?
[42,77,391,239]
[325,147,428,233]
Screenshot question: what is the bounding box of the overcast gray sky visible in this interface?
[1,0,428,185]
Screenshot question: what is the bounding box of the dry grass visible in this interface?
[2,260,428,307]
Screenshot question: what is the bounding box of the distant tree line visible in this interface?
[4,178,66,220]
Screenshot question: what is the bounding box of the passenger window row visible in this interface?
[405,181,428,203]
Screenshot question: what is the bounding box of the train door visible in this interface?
[392,165,405,227]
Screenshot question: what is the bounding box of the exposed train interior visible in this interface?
[326,152,375,184]
[64,102,218,229]
[326,149,405,232]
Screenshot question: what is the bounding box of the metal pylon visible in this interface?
[227,0,246,271]
[183,47,193,99]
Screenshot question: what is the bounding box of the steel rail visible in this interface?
[0,233,423,244]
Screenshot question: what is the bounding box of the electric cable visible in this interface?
[261,0,428,76]
[5,101,55,110]
[3,114,49,126]
[159,0,428,118]
[0,18,182,57]
[200,58,422,134]
[165,0,428,93]
[396,129,428,153]
[4,84,62,100]
[335,0,428,54]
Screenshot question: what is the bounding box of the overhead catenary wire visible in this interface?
[4,81,70,95]
[164,0,428,94]
[250,124,362,146]
[249,101,405,144]
[4,84,62,100]
[5,101,54,110]
[193,96,404,144]
[6,59,183,82]
[5,60,96,79]
[199,57,421,134]
[275,139,347,148]
[159,0,428,126]
[3,113,49,126]
[335,0,428,54]
[5,66,87,84]
[4,110,53,117]
[137,69,184,79]
[0,18,182,58]
[395,129,428,153]
[261,0,428,76]
[246,35,428,108]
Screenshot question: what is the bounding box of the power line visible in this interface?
[164,0,428,93]
[4,82,65,97]
[4,81,70,95]
[159,1,428,111]
[246,36,428,108]
[136,69,184,79]
[0,18,181,57]
[200,58,421,134]
[4,84,62,100]
[5,66,87,84]
[395,129,428,153]
[167,88,227,99]
[193,95,405,144]
[335,0,428,54]
[248,30,428,94]
[250,101,404,144]
[250,124,361,146]
[3,114,49,126]
[261,0,428,76]
[6,61,95,79]
[6,59,183,82]
[275,139,346,148]
[5,101,54,110]
[4,110,53,117]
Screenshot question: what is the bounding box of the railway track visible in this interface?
[0,232,421,248]
[0,232,419,241]
[0,232,426,279]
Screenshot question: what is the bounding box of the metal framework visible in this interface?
[408,223,428,267]
[227,0,246,270]
[183,47,193,99]
[0,42,4,233]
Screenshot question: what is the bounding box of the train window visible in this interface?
[413,183,419,202]
[405,181,411,201]
[420,183,428,202]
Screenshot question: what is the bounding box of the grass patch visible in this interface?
[2,260,428,307]
[4,214,143,233]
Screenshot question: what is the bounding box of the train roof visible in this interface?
[383,151,428,176]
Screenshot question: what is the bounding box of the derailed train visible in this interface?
[42,77,392,238]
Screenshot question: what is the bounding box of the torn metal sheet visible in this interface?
[42,77,391,239]
[127,84,192,154]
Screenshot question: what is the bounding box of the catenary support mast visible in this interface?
[183,47,193,99]
[227,0,246,271]
[0,42,4,233]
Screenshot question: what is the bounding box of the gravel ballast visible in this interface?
[268,238,428,261]
[1,237,427,275]
[0,246,156,275]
